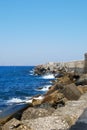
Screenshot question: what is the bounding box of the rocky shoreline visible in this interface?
[1,57,87,130]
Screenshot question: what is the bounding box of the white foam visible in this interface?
[25,99,32,103]
[42,74,55,79]
[29,70,34,75]
[7,98,26,104]
[25,96,44,103]
[33,96,44,100]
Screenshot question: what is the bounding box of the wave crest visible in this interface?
[42,74,55,79]
[7,98,25,104]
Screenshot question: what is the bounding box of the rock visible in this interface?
[2,118,21,130]
[61,83,82,100]
[34,65,47,75]
[34,61,84,76]
[75,74,87,85]
[2,118,32,130]
[52,93,87,127]
[77,85,87,94]
[58,74,74,84]
[34,62,69,75]
[42,90,66,108]
[0,103,29,125]
[22,116,69,130]
[69,108,87,130]
[32,99,42,106]
[45,73,73,96]
[21,107,54,120]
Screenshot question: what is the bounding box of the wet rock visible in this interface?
[0,103,29,125]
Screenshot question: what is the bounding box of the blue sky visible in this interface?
[0,0,87,65]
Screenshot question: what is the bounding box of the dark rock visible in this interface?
[0,103,29,125]
[61,83,82,100]
[75,74,87,86]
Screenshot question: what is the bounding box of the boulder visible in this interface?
[34,62,69,75]
[2,118,32,130]
[32,99,42,106]
[45,73,77,96]
[21,107,54,121]
[0,103,29,125]
[61,83,82,100]
[77,85,87,94]
[42,90,66,108]
[75,74,87,85]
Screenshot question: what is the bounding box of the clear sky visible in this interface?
[0,0,87,65]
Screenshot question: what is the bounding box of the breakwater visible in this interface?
[1,57,87,130]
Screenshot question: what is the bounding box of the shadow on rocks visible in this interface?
[69,108,87,130]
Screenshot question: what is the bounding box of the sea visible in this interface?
[0,66,55,112]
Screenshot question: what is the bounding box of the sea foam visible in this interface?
[7,98,26,104]
[42,74,55,79]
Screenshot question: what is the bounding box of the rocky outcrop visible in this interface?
[34,62,69,75]
[34,61,84,76]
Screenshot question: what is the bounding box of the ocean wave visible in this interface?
[7,98,26,104]
[37,85,52,91]
[7,97,34,104]
[25,99,32,103]
[33,95,44,100]
[25,95,44,103]
[29,69,34,75]
[42,74,55,79]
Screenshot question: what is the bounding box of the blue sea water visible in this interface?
[0,66,54,112]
